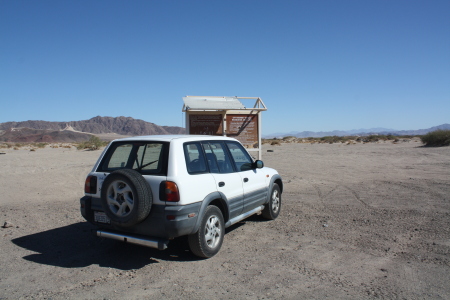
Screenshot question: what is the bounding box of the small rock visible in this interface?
[323,224,328,227]
[2,221,13,228]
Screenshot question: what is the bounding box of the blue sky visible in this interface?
[1,0,449,134]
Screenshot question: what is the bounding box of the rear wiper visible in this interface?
[135,159,158,171]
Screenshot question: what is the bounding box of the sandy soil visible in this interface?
[1,140,449,299]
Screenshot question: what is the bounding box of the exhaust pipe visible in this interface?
[97,230,168,250]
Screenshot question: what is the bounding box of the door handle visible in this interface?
[243,178,249,182]
[218,182,225,187]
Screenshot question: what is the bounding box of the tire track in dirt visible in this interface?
[311,181,370,208]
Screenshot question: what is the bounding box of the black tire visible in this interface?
[188,206,224,258]
[262,183,281,220]
[100,169,152,227]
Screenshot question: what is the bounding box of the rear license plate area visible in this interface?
[94,211,111,224]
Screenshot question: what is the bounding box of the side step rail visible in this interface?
[97,230,169,250]
[225,205,264,228]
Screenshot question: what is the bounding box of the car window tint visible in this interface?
[101,142,167,175]
[132,143,163,171]
[106,144,133,169]
[209,141,234,173]
[226,141,253,171]
[202,143,220,173]
[184,142,207,174]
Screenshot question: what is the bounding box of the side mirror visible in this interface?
[254,160,264,169]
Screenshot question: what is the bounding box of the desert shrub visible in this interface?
[76,143,86,150]
[357,135,390,143]
[33,143,47,148]
[271,140,281,146]
[317,136,354,144]
[282,136,297,143]
[366,135,380,142]
[263,139,282,145]
[421,130,450,146]
[303,137,318,143]
[76,136,109,150]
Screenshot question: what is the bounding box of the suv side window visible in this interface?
[202,141,234,173]
[208,141,234,173]
[226,141,254,171]
[202,143,220,173]
[184,142,207,174]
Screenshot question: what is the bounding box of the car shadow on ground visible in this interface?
[11,222,208,270]
[12,220,254,270]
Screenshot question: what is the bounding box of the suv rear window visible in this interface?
[98,141,168,175]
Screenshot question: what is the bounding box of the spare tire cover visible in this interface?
[100,169,153,227]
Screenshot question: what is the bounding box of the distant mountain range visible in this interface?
[1,116,448,143]
[0,127,95,143]
[0,116,186,143]
[265,124,450,138]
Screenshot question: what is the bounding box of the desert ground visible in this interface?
[1,139,449,299]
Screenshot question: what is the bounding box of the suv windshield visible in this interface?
[98,141,168,175]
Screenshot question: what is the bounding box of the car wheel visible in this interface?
[100,169,152,227]
[188,205,224,258]
[262,183,281,220]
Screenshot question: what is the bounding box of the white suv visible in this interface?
[80,135,283,258]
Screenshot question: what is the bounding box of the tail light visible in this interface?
[84,175,97,194]
[163,181,180,202]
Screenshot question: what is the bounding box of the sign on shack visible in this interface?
[182,96,267,159]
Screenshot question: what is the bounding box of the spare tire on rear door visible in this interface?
[100,169,153,227]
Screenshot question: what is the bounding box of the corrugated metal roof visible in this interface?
[183,96,246,110]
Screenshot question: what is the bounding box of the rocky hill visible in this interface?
[0,116,186,143]
[0,128,93,143]
[0,116,186,135]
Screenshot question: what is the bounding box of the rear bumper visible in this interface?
[80,196,201,239]
[97,230,169,250]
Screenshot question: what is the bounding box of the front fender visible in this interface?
[266,174,283,204]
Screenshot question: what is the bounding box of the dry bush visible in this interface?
[270,140,281,146]
[33,143,47,148]
[76,136,109,150]
[421,130,450,146]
